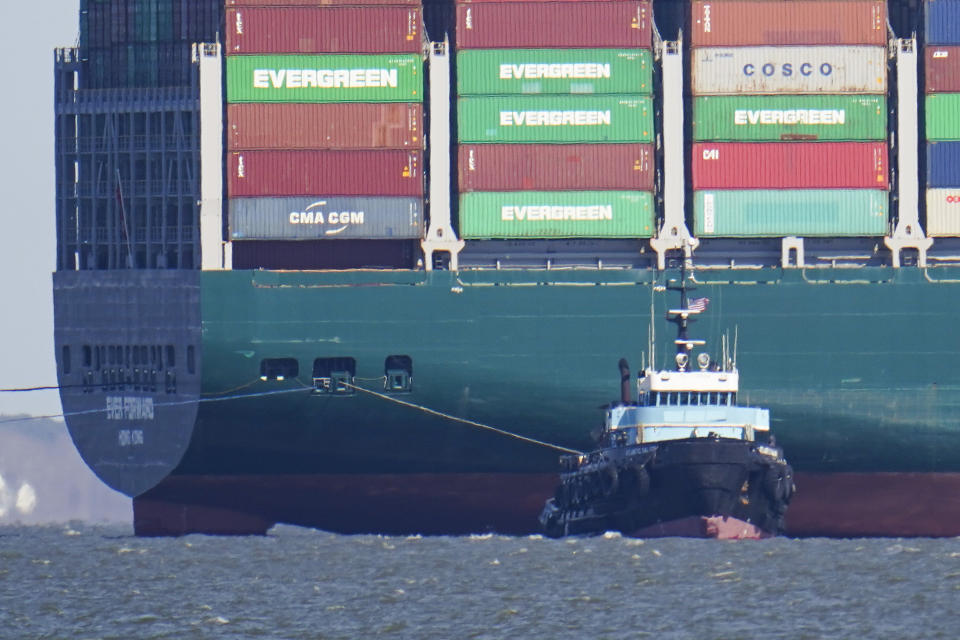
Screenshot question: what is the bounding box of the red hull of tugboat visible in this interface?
[133,471,960,537]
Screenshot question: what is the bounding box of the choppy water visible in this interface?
[1,524,957,639]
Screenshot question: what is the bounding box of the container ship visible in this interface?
[53,0,960,537]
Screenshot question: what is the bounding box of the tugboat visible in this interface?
[539,269,795,539]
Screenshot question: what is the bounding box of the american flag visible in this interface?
[687,297,709,312]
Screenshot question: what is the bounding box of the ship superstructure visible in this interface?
[52,0,960,537]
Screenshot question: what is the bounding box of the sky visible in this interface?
[0,0,79,417]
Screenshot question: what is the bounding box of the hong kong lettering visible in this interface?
[742,62,834,77]
[252,68,399,89]
[499,110,612,126]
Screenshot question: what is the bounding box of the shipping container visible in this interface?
[227,103,423,150]
[229,196,423,240]
[228,150,423,197]
[459,191,655,239]
[926,94,960,140]
[692,46,887,95]
[925,188,960,236]
[457,95,653,144]
[693,95,887,141]
[926,46,960,92]
[225,7,422,55]
[691,142,889,190]
[226,54,422,103]
[231,239,418,270]
[690,1,888,47]
[456,3,652,50]
[228,0,419,5]
[458,144,654,191]
[456,49,653,95]
[693,190,889,237]
[926,0,960,46]
[927,141,960,187]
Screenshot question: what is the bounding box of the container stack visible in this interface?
[924,0,960,236]
[80,0,221,88]
[689,0,891,238]
[455,0,656,239]
[224,0,425,258]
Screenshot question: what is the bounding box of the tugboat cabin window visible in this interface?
[384,355,413,393]
[260,358,299,381]
[313,357,356,395]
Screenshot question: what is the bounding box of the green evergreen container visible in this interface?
[694,190,889,237]
[459,191,654,238]
[458,95,653,144]
[227,54,423,103]
[693,95,887,142]
[457,49,653,96]
[926,94,960,141]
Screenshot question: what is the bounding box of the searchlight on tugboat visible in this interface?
[539,263,795,539]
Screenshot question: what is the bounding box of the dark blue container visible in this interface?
[926,0,960,45]
[927,141,960,187]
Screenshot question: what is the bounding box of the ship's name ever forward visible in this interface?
[502,205,613,221]
[499,111,611,126]
[252,68,399,89]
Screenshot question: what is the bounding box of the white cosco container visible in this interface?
[926,189,960,237]
[692,46,888,95]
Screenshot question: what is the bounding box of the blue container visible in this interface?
[926,0,960,45]
[927,141,960,187]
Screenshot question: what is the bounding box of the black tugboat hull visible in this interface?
[541,438,794,539]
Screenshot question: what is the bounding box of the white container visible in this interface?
[926,189,960,237]
[692,46,888,95]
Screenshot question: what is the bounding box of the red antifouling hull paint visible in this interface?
[226,7,422,55]
[691,142,889,190]
[227,103,423,151]
[456,2,652,49]
[690,1,888,47]
[926,46,960,93]
[458,144,654,191]
[228,150,424,197]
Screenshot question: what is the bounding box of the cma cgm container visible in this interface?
[456,3,652,50]
[925,47,960,92]
[227,103,423,150]
[225,7,422,55]
[458,144,654,191]
[691,142,889,190]
[690,1,888,47]
[228,150,423,197]
[692,95,887,141]
[693,190,889,237]
[926,94,960,140]
[457,49,653,95]
[226,54,422,103]
[927,142,960,187]
[229,197,423,240]
[926,189,960,236]
[925,0,960,46]
[457,95,653,143]
[691,47,887,95]
[459,191,655,239]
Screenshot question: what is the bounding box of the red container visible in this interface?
[690,1,888,47]
[226,7,422,55]
[691,142,889,190]
[456,2,652,49]
[458,144,654,191]
[228,150,424,197]
[228,103,423,151]
[926,46,960,93]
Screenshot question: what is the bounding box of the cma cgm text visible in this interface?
[252,68,398,89]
